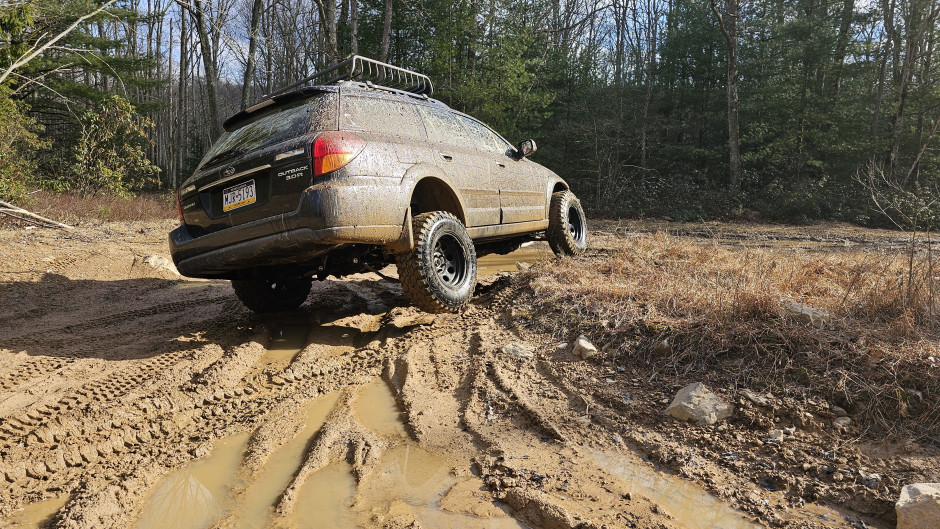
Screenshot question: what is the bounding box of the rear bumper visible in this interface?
[170,182,405,278]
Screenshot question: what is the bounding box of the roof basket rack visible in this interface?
[265,55,433,98]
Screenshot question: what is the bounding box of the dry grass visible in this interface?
[10,191,176,225]
[521,227,940,439]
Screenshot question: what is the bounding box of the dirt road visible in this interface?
[0,220,930,528]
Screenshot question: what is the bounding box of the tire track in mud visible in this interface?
[2,290,392,525]
[0,349,193,450]
[0,295,238,402]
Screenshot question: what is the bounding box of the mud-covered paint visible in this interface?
[170,81,575,281]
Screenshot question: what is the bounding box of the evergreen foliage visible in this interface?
[64,95,160,196]
[2,0,940,226]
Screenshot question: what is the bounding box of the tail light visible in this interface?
[313,132,364,177]
[176,190,183,221]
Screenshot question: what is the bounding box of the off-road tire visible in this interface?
[547,190,588,256]
[396,211,477,313]
[231,277,312,313]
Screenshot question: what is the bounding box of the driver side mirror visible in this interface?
[516,139,537,159]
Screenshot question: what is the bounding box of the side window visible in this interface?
[415,105,468,147]
[455,115,509,156]
[341,96,423,138]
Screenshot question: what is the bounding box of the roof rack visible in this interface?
[264,55,433,98]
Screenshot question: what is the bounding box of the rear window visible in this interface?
[341,96,423,138]
[198,93,336,169]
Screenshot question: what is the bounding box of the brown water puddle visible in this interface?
[229,392,341,529]
[135,432,252,529]
[263,324,309,365]
[354,377,408,439]
[8,494,69,528]
[278,379,526,529]
[477,244,552,276]
[587,449,760,529]
[133,381,523,529]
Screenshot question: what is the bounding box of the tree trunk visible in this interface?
[187,0,220,139]
[710,0,741,193]
[241,0,264,109]
[350,0,358,56]
[379,0,393,63]
[313,0,340,64]
[831,0,855,96]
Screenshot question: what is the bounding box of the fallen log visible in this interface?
[0,200,73,230]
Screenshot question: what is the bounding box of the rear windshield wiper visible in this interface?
[201,147,245,168]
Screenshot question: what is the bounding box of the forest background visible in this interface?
[1,0,939,226]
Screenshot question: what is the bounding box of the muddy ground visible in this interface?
[0,219,936,529]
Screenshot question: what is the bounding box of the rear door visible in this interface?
[414,105,500,227]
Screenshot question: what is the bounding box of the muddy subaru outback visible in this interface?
[170,56,588,313]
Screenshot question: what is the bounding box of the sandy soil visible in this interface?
[0,219,934,529]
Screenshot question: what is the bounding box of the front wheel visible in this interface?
[547,190,588,256]
[396,211,477,313]
[231,277,312,313]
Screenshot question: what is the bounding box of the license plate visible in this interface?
[222,180,256,212]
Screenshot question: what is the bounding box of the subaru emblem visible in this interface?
[224,166,235,177]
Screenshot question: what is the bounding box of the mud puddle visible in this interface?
[478,244,552,276]
[587,449,759,529]
[136,432,252,529]
[8,494,69,528]
[228,392,341,529]
[312,379,526,529]
[353,377,408,438]
[134,381,522,528]
[263,324,309,366]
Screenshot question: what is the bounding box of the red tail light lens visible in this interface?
[313,132,365,177]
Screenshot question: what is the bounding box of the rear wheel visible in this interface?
[231,277,312,313]
[396,211,477,313]
[547,190,587,256]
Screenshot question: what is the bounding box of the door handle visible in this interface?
[440,153,454,161]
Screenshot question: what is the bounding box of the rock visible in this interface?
[832,416,852,432]
[652,340,671,355]
[514,261,531,271]
[500,343,534,361]
[665,382,734,425]
[831,405,848,417]
[572,336,598,360]
[765,429,785,443]
[905,388,924,402]
[784,300,830,327]
[897,483,940,529]
[139,255,180,275]
[740,389,773,407]
[860,471,882,489]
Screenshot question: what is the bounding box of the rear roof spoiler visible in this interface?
[222,86,335,132]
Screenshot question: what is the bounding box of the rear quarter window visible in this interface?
[341,96,423,138]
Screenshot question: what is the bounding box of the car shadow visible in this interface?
[0,272,416,362]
